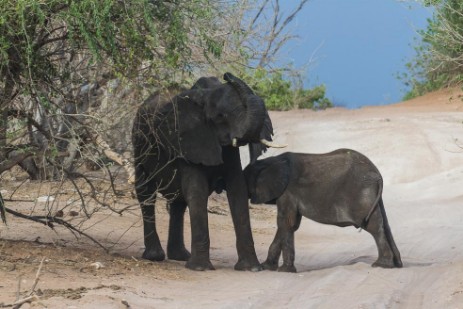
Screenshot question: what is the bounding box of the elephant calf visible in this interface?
[244,149,402,273]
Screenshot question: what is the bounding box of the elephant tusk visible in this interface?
[260,139,287,148]
[232,138,238,147]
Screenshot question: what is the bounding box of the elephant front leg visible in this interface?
[224,148,261,271]
[185,199,214,270]
[276,201,301,273]
[182,169,214,271]
[262,229,282,271]
[228,199,261,271]
[227,180,262,271]
[167,200,191,261]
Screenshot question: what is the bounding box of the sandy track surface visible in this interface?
[1,88,463,308]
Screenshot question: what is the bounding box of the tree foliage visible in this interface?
[0,0,224,179]
[0,0,331,244]
[0,0,229,245]
[243,68,332,110]
[402,0,463,99]
[0,0,333,180]
[229,0,332,110]
[0,0,222,104]
[0,0,331,183]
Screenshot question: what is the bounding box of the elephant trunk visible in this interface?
[242,97,267,144]
[223,72,255,100]
[224,72,281,162]
[224,73,265,142]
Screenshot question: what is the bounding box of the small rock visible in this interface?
[54,210,64,217]
[69,211,79,217]
[121,299,130,308]
[90,262,104,270]
[37,196,55,203]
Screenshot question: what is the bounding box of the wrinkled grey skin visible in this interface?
[244,149,402,272]
[132,73,273,271]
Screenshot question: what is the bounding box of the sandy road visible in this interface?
[1,88,463,308]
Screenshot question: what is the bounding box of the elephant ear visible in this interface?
[174,91,223,166]
[246,156,289,204]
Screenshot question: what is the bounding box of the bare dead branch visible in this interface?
[0,257,46,308]
[29,257,45,296]
[0,151,35,174]
[252,0,310,68]
[94,134,135,184]
[249,0,271,30]
[0,295,40,309]
[3,207,108,252]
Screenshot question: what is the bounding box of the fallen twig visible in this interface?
[15,275,22,302]
[1,258,45,308]
[3,207,108,252]
[207,206,228,216]
[29,258,45,296]
[10,295,39,309]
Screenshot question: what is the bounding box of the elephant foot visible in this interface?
[372,257,399,268]
[167,246,191,261]
[278,264,297,273]
[394,257,403,268]
[142,247,166,262]
[261,260,278,271]
[234,258,262,272]
[185,257,215,271]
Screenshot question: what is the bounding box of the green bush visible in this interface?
[242,68,332,110]
[403,0,463,99]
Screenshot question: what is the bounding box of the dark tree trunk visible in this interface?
[0,45,22,175]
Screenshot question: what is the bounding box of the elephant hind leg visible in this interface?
[167,200,191,261]
[141,212,166,261]
[366,198,402,268]
[379,199,402,267]
[135,170,165,261]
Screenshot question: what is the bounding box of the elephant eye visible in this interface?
[216,113,227,121]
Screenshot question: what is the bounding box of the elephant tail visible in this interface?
[360,178,383,229]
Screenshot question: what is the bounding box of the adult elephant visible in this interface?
[132,73,277,271]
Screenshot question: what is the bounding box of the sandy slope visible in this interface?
[1,88,463,308]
